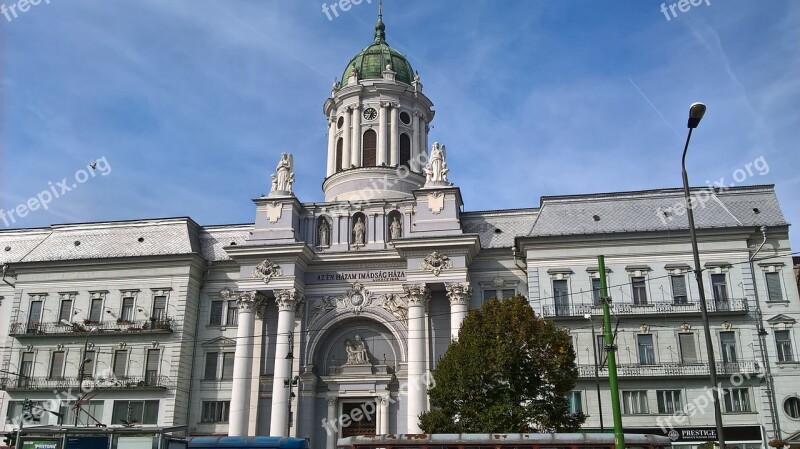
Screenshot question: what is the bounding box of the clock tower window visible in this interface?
[399,133,411,169]
[335,138,344,173]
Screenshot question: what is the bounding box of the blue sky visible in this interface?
[1,0,798,247]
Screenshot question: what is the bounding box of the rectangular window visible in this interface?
[121,296,135,322]
[49,351,65,379]
[567,391,583,414]
[657,390,683,414]
[720,331,737,364]
[221,352,235,380]
[679,333,698,364]
[482,290,496,301]
[671,275,688,304]
[553,280,570,316]
[19,352,33,388]
[152,295,167,320]
[201,401,231,423]
[765,272,784,302]
[226,300,239,326]
[209,301,223,326]
[723,388,751,412]
[622,390,649,414]
[113,350,128,379]
[204,352,219,380]
[145,349,160,385]
[61,400,103,427]
[28,300,43,332]
[711,274,729,305]
[501,289,516,299]
[637,334,656,365]
[591,278,602,305]
[776,330,794,363]
[59,299,73,323]
[6,401,46,424]
[89,298,104,322]
[112,400,159,425]
[632,277,648,305]
[82,350,95,379]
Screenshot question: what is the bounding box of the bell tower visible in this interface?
[322,9,435,202]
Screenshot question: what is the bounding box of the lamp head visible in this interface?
[583,313,592,320]
[688,102,706,129]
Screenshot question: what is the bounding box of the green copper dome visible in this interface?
[341,15,415,86]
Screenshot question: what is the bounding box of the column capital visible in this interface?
[403,284,430,307]
[379,101,391,108]
[327,397,336,406]
[445,283,472,306]
[275,289,304,312]
[413,110,424,118]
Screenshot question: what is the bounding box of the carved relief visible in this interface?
[309,296,336,329]
[420,251,453,276]
[337,282,375,314]
[427,192,445,214]
[266,202,283,224]
[252,259,284,284]
[380,294,408,324]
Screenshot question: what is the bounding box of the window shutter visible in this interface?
[671,275,687,298]
[766,273,783,302]
[679,333,698,363]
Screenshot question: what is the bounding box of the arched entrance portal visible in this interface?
[309,317,402,449]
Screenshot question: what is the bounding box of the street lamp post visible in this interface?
[680,102,726,449]
[584,313,604,431]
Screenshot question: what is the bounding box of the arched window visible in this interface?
[362,130,377,167]
[335,138,344,172]
[399,133,411,169]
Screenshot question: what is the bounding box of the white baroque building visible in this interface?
[1,13,799,449]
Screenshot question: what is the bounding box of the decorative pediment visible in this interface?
[767,314,796,325]
[202,336,237,347]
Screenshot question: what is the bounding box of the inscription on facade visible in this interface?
[310,270,406,283]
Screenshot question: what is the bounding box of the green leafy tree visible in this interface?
[419,294,585,433]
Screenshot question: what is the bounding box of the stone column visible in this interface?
[326,117,336,177]
[351,104,362,168]
[404,284,430,433]
[269,290,303,437]
[379,395,390,434]
[228,290,265,436]
[389,104,399,166]
[411,111,420,172]
[374,396,382,435]
[377,102,389,166]
[342,107,352,171]
[326,397,337,449]
[446,283,471,341]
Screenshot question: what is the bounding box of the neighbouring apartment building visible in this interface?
[1,12,799,449]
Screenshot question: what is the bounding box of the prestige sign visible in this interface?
[310,270,406,283]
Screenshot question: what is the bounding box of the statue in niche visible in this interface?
[270,153,295,194]
[424,142,450,185]
[318,220,330,247]
[353,216,366,246]
[344,335,370,365]
[389,217,402,241]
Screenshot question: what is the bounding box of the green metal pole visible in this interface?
[598,255,624,449]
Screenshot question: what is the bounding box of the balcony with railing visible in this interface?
[577,359,761,378]
[0,374,174,392]
[542,299,749,318]
[8,318,177,337]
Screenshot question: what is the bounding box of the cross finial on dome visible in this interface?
[374,0,386,43]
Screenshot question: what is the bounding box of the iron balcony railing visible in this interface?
[9,318,176,337]
[0,375,174,392]
[543,299,748,318]
[578,360,761,378]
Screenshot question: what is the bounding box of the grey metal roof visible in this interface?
[461,209,538,248]
[198,225,253,261]
[530,185,787,237]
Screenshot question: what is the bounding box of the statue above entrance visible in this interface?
[344,334,370,365]
[269,152,295,196]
